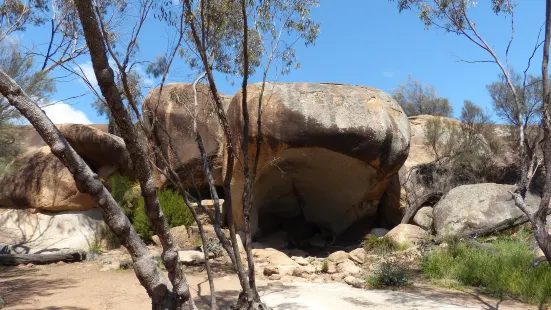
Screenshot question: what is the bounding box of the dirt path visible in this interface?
[0,262,538,310]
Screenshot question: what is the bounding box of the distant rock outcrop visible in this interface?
[227,82,411,241]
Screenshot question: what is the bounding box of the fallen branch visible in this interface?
[0,251,86,266]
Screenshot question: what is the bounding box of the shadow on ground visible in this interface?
[0,266,80,309]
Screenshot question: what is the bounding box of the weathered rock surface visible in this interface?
[413,206,433,231]
[0,124,129,212]
[386,224,428,246]
[434,183,541,237]
[0,208,104,254]
[227,82,410,241]
[142,83,231,188]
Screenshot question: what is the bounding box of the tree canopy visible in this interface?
[392,75,453,117]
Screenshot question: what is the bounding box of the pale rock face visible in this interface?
[228,82,411,241]
[0,208,104,254]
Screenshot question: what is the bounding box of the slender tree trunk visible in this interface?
[74,1,194,308]
[181,0,255,306]
[0,70,182,309]
[533,0,551,262]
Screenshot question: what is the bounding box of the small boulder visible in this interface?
[331,273,345,281]
[413,206,433,231]
[348,248,366,264]
[328,251,349,263]
[386,224,428,246]
[292,256,310,266]
[368,228,389,237]
[268,274,282,281]
[178,250,205,265]
[337,260,362,275]
[344,276,364,288]
[252,248,298,267]
[263,266,280,276]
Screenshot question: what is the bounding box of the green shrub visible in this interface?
[108,173,140,218]
[367,261,409,288]
[422,237,551,305]
[321,259,329,273]
[133,189,194,241]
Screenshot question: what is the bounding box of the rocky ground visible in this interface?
[0,243,538,310]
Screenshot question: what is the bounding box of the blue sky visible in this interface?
[15,0,547,124]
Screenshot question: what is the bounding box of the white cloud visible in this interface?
[42,103,92,124]
[383,71,394,78]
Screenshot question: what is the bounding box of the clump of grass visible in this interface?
[422,237,551,305]
[366,261,409,288]
[363,235,407,256]
[321,259,329,273]
[89,238,102,255]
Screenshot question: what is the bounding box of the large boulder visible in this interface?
[227,83,411,241]
[0,124,129,211]
[434,183,541,237]
[0,208,104,254]
[142,83,231,188]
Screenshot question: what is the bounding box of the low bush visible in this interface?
[422,237,551,305]
[133,189,194,241]
[108,173,139,218]
[367,261,410,288]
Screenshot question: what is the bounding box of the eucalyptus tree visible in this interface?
[394,0,551,262]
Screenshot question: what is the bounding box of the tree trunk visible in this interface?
[73,1,194,308]
[0,252,86,265]
[0,69,181,309]
[533,0,551,263]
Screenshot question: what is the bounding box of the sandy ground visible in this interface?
[0,260,540,310]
